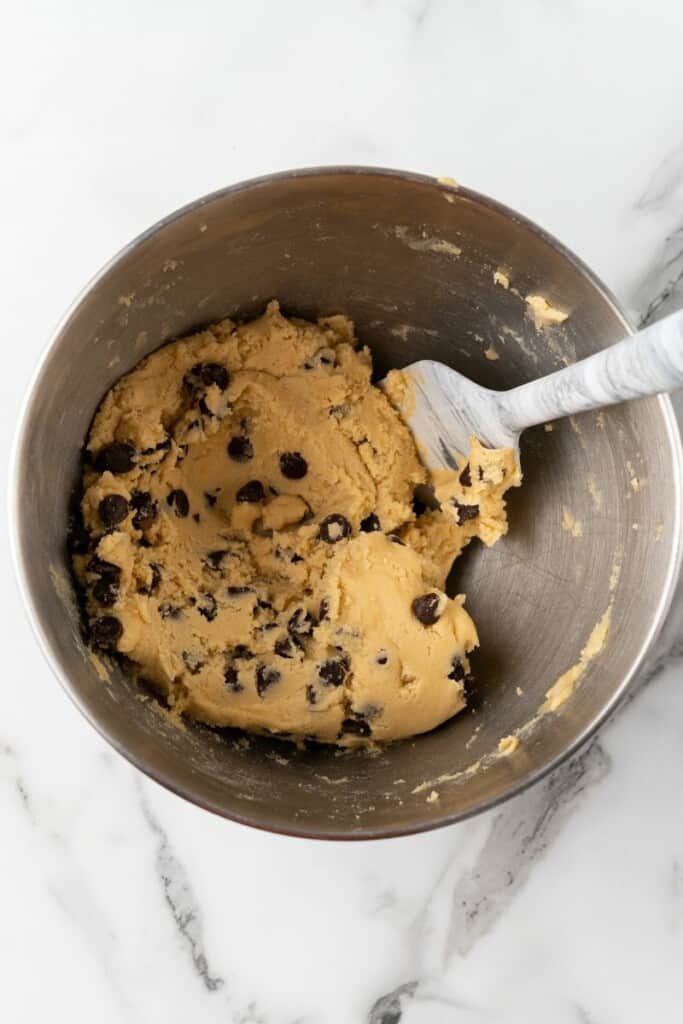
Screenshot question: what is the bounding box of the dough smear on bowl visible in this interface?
[72,302,520,746]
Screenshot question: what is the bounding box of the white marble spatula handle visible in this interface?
[497,308,683,436]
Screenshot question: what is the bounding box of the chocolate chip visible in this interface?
[130,489,154,510]
[182,365,202,397]
[86,556,121,580]
[150,562,164,590]
[227,436,253,462]
[68,521,91,555]
[97,494,128,529]
[257,599,274,612]
[207,550,229,570]
[95,442,136,474]
[411,593,442,626]
[167,489,190,517]
[318,653,350,687]
[288,608,314,642]
[360,513,381,533]
[412,495,427,517]
[358,704,382,720]
[319,598,330,621]
[256,664,281,696]
[224,665,244,693]
[376,650,388,666]
[141,437,171,457]
[279,452,308,479]
[463,674,480,710]
[319,514,351,544]
[182,650,205,675]
[137,561,162,596]
[388,533,405,545]
[329,404,349,418]
[448,657,465,682]
[92,577,118,606]
[305,684,317,705]
[183,362,230,399]
[227,585,251,596]
[130,490,158,530]
[159,602,182,620]
[291,553,303,563]
[197,592,217,621]
[204,490,219,507]
[459,463,472,487]
[274,636,295,659]
[90,615,122,649]
[232,644,254,660]
[236,480,265,503]
[340,717,371,738]
[452,500,479,524]
[200,363,229,390]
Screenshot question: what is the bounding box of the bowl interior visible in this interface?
[13,169,681,837]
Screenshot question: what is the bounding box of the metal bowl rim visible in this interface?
[8,165,683,840]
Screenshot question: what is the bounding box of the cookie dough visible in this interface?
[525,294,568,330]
[72,302,520,745]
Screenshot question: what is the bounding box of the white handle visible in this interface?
[496,308,683,435]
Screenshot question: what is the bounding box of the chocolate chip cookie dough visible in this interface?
[72,302,520,745]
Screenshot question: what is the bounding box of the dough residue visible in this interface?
[437,176,459,201]
[587,475,602,510]
[609,560,622,593]
[562,505,583,538]
[498,734,520,755]
[395,226,461,258]
[73,302,520,747]
[88,649,111,682]
[525,294,569,331]
[383,368,416,417]
[493,269,510,289]
[544,605,612,711]
[626,462,641,492]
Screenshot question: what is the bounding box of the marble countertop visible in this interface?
[3,2,683,1021]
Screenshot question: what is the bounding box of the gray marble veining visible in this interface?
[138,786,225,993]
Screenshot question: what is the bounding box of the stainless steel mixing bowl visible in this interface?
[10,167,683,839]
